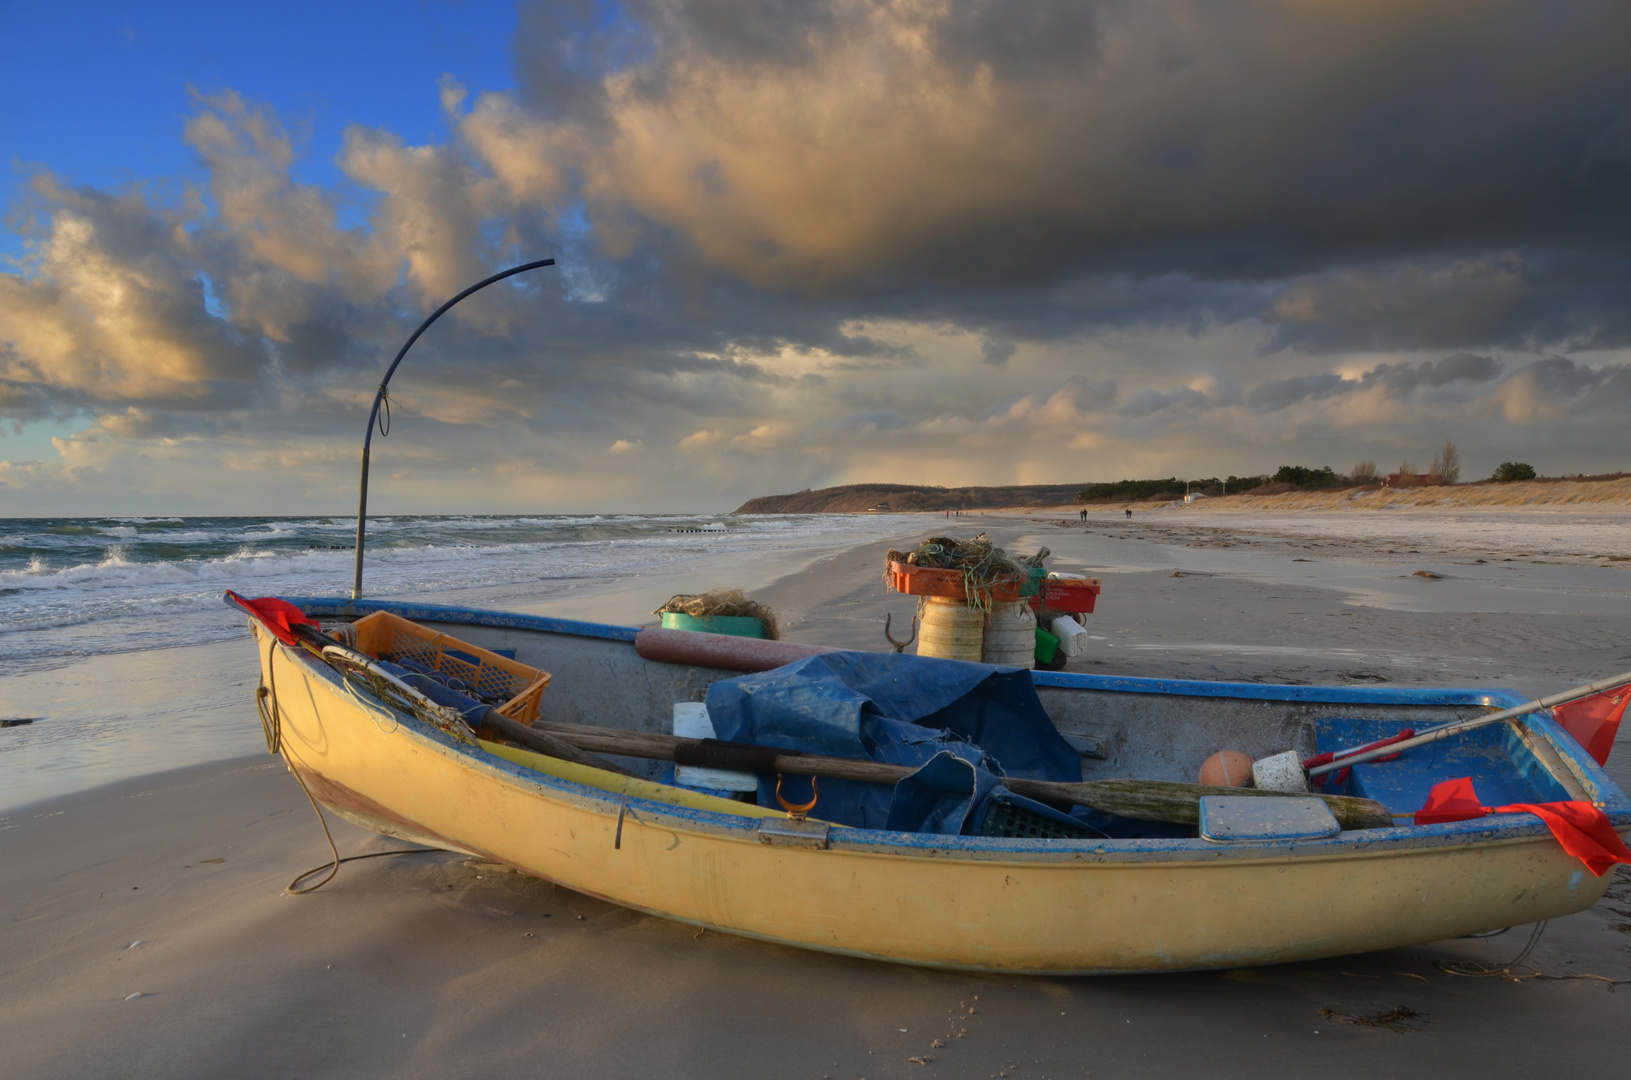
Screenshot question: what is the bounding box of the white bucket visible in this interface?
[1050,614,1089,658]
[917,597,984,661]
[982,601,1036,668]
[1251,750,1309,793]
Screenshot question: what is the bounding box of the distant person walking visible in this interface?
[1125,508,1132,519]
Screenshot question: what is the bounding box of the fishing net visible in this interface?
[348,610,549,723]
[979,800,1102,840]
[886,534,1045,611]
[654,588,781,640]
[319,646,480,746]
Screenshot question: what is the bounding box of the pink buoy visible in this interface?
[634,626,837,672]
[1198,750,1253,787]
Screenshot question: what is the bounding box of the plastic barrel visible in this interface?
[982,601,1037,668]
[916,597,984,661]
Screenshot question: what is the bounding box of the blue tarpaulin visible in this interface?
[704,652,1090,836]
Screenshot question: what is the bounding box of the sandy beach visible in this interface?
[3,507,1630,1078]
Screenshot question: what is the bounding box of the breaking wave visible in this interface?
[0,513,923,673]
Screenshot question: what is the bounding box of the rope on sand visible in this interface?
[259,641,433,894]
[1437,920,1631,989]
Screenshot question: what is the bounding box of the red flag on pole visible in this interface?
[1413,776,1631,877]
[1413,776,1487,825]
[1549,684,1629,765]
[225,590,317,646]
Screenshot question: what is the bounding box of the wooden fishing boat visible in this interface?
[237,594,1631,975]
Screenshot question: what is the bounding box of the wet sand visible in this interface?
[3,509,1630,1078]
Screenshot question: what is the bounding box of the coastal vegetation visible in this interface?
[1493,461,1537,481]
[737,458,1626,514]
[734,483,1090,514]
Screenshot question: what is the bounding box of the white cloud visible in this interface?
[678,429,724,450]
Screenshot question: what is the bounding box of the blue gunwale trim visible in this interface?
[1033,669,1527,710]
[284,595,640,643]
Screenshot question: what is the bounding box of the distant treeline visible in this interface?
[1076,458,1585,503]
[734,482,1091,514]
[737,463,1616,514]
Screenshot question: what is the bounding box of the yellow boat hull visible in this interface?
[253,626,1619,974]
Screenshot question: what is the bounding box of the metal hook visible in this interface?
[614,788,630,849]
[884,612,918,653]
[775,775,819,821]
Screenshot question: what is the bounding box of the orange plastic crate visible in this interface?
[885,561,1026,602]
[350,610,551,725]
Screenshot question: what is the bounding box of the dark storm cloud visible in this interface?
[1262,251,1631,353]
[1247,353,1506,413]
[1116,386,1209,418]
[1248,373,1350,413]
[831,409,912,432]
[1362,354,1504,393]
[514,1,1630,292]
[980,340,1016,367]
[7,1,1631,509]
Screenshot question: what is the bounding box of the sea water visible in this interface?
[0,514,932,675]
[0,513,925,809]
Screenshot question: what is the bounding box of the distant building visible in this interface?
[1384,473,1444,488]
[1183,492,1208,504]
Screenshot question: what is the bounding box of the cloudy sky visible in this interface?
[3,1,1630,515]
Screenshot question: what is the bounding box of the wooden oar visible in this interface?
[500,717,1394,830]
[1308,668,1631,778]
[481,711,637,778]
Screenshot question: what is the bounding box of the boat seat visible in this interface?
[1199,796,1341,843]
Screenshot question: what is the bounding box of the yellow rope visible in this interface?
[257,634,431,895]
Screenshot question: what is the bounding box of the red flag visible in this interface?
[1413,777,1631,877]
[1413,776,1488,825]
[1495,801,1631,878]
[1550,684,1629,765]
[226,590,317,646]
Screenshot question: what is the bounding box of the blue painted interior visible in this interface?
[256,595,1631,847]
[1314,717,1569,814]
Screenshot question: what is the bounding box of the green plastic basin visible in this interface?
[660,612,767,638]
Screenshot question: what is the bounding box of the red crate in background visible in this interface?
[1034,577,1101,614]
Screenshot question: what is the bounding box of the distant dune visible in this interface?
[734,482,1090,514]
[1177,476,1631,512]
[736,476,1631,514]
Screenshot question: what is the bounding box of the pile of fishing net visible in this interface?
[653,588,781,640]
[886,534,1030,578]
[885,535,1057,611]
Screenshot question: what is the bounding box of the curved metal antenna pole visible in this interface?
[352,259,556,598]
